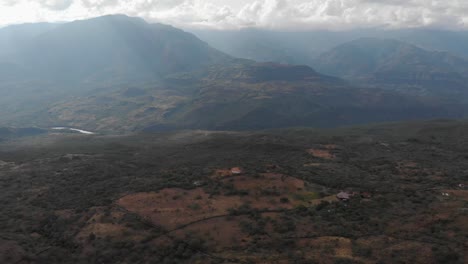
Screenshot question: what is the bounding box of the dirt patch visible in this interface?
[309,236,353,258]
[307,148,336,160]
[444,190,468,201]
[213,169,232,179]
[118,174,322,232]
[118,187,294,230]
[382,241,434,263]
[171,215,250,251]
[212,167,244,180]
[295,236,369,263]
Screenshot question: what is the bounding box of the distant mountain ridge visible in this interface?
[1,15,231,85]
[0,16,467,132]
[313,38,468,97]
[191,28,468,67]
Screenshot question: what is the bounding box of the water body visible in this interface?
[51,127,95,135]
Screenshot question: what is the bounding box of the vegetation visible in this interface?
[0,120,466,263]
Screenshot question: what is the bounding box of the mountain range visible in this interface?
[191,28,468,65]
[0,15,467,132]
[313,38,468,98]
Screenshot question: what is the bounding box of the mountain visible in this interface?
[314,38,468,97]
[190,28,468,67]
[0,15,232,128]
[0,127,46,141]
[0,16,467,132]
[0,22,57,57]
[190,29,309,65]
[26,60,464,133]
[392,29,468,59]
[2,15,230,84]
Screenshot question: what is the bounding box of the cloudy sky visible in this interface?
[1,0,467,30]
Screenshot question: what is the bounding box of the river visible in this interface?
[51,127,95,135]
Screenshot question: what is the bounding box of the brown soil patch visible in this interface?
[307,148,335,160]
[171,215,250,251]
[295,236,369,264]
[212,167,243,179]
[382,241,433,263]
[309,236,353,258]
[118,187,294,230]
[444,189,468,200]
[213,169,232,179]
[117,174,328,237]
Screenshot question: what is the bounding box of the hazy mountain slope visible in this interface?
[190,29,307,65]
[0,22,57,57]
[0,127,46,141]
[394,29,468,58]
[314,38,468,97]
[6,15,230,84]
[0,15,233,128]
[32,61,466,132]
[190,28,468,66]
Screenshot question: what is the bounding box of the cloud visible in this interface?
[0,0,467,30]
[81,0,117,9]
[0,0,18,6]
[39,0,73,10]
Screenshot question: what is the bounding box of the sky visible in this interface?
[1,0,468,30]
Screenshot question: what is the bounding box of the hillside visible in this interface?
[314,38,468,97]
[0,17,467,133]
[0,22,57,57]
[0,120,466,263]
[26,60,466,132]
[2,15,230,84]
[0,15,232,129]
[0,127,46,142]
